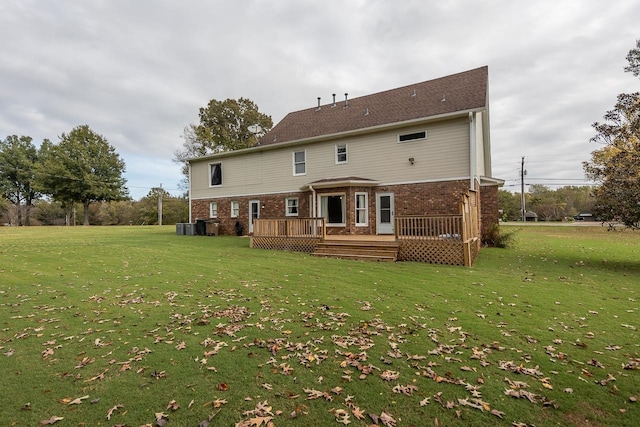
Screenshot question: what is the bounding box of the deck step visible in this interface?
[312,240,399,262]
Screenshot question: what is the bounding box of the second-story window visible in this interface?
[210,163,222,186]
[293,150,306,175]
[335,144,347,164]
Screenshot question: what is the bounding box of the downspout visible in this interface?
[469,112,477,190]
[188,162,192,222]
[309,184,319,237]
[309,184,316,217]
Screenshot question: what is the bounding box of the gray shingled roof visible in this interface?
[258,66,488,146]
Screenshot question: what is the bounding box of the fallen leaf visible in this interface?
[106,404,124,420]
[39,416,64,425]
[66,395,90,405]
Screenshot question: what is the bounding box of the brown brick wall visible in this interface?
[191,179,499,236]
[480,184,500,238]
[191,192,310,236]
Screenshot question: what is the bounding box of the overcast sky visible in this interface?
[1,0,638,200]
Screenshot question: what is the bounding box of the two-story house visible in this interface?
[188,66,502,247]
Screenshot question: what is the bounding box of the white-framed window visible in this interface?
[230,201,239,218]
[335,143,347,164]
[355,192,368,226]
[319,193,345,226]
[397,130,427,143]
[293,150,306,175]
[209,163,222,186]
[286,198,299,216]
[209,201,218,218]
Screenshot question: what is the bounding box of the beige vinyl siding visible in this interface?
[190,116,470,199]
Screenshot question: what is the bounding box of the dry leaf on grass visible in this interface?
[62,395,89,405]
[39,416,64,425]
[106,404,124,420]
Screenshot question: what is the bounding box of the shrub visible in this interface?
[482,224,518,248]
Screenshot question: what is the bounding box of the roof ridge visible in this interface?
[258,66,488,146]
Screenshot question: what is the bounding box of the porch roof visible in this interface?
[300,176,379,191]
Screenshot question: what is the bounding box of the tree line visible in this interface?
[0,125,188,226]
[1,185,188,226]
[499,185,595,222]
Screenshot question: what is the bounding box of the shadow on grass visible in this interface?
[538,253,640,276]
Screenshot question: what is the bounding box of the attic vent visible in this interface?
[398,131,427,143]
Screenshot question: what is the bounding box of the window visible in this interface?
[209,202,218,218]
[230,201,239,218]
[293,150,306,175]
[286,198,299,216]
[335,143,347,164]
[210,163,222,186]
[355,193,368,226]
[398,131,427,143]
[320,194,345,225]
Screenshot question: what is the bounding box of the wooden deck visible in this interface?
[250,192,480,266]
[312,238,399,262]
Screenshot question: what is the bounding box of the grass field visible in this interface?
[0,225,638,426]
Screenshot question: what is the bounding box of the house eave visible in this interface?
[300,178,380,191]
[479,176,505,187]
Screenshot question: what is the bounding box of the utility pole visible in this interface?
[158,183,163,226]
[520,157,526,222]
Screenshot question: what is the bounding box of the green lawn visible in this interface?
[0,225,638,426]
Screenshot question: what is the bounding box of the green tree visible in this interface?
[528,184,567,221]
[625,39,640,77]
[0,135,41,225]
[136,187,188,225]
[583,41,640,229]
[173,98,273,177]
[555,186,595,216]
[583,92,640,228]
[498,190,521,221]
[35,125,128,225]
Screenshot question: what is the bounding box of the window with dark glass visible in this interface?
[398,131,427,142]
[210,163,222,186]
[336,144,347,163]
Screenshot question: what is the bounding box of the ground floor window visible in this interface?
[320,194,345,225]
[209,202,218,218]
[230,201,239,217]
[286,198,299,216]
[355,192,368,226]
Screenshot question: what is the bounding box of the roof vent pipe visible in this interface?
[316,97,321,111]
[344,93,349,108]
[332,93,336,107]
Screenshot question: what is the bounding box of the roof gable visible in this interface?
[258,66,488,146]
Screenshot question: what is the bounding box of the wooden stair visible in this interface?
[312,239,399,262]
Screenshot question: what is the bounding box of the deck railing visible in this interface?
[395,215,463,240]
[253,218,326,238]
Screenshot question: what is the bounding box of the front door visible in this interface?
[376,193,394,234]
[249,200,260,233]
